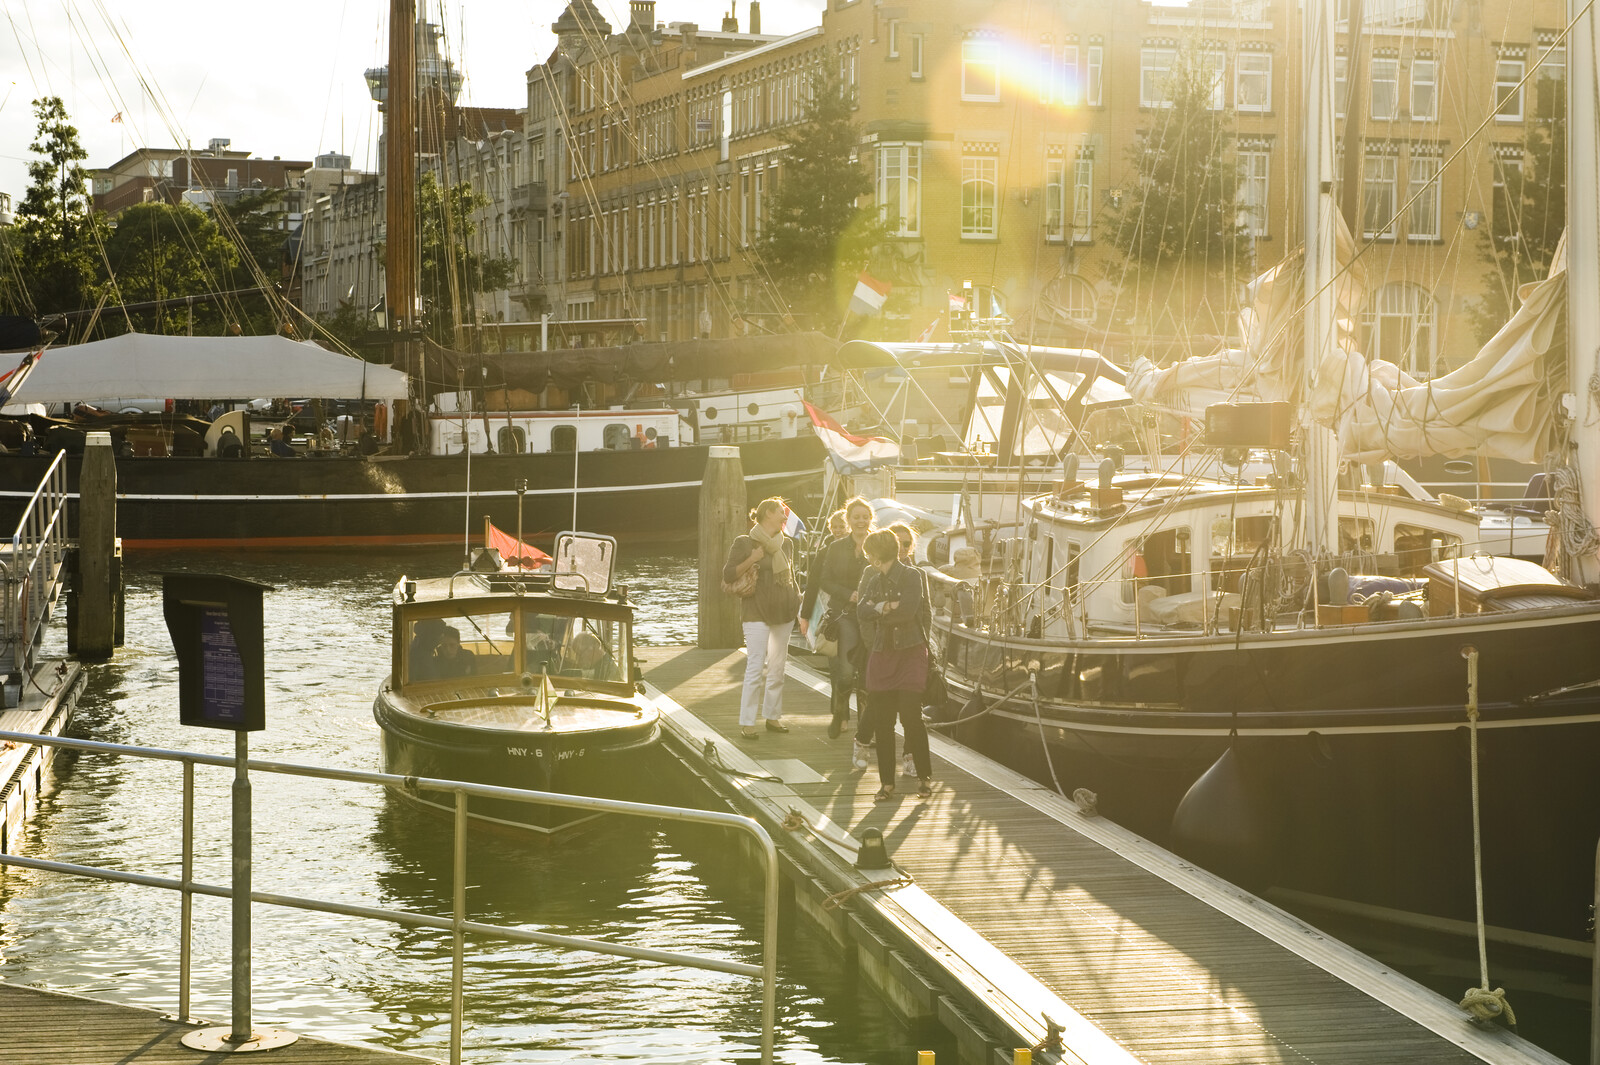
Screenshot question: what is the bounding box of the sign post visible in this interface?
[163,573,297,1053]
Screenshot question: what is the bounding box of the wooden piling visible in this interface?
[75,431,116,660]
[698,445,746,649]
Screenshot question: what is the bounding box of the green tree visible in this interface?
[417,170,516,344]
[1106,53,1253,335]
[211,188,294,334]
[754,74,885,330]
[97,200,240,334]
[4,97,103,321]
[1469,77,1565,343]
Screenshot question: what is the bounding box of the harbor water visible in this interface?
[0,548,948,1064]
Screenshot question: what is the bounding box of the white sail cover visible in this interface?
[1128,218,1565,464]
[4,333,411,406]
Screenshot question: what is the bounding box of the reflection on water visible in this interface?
[0,548,940,1064]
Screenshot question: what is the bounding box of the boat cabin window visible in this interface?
[497,426,526,454]
[1339,516,1375,555]
[405,612,514,684]
[1394,522,1462,577]
[603,423,632,450]
[1209,514,1276,591]
[1122,527,1192,603]
[551,425,577,452]
[521,607,626,683]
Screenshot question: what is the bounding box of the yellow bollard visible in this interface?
[917,1053,936,1065]
[1014,1051,1033,1065]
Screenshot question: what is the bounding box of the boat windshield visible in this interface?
[522,608,626,685]
[402,605,629,688]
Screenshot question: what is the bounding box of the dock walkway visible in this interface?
[0,983,437,1064]
[639,644,1564,1065]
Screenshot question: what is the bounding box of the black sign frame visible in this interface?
[162,573,273,732]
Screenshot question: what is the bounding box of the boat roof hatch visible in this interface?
[550,532,618,597]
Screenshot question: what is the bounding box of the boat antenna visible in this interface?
[515,478,528,574]
[460,366,472,569]
[571,402,581,531]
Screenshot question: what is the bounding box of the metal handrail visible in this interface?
[0,728,780,1065]
[5,452,68,677]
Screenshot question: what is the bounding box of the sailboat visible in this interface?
[930,0,1600,946]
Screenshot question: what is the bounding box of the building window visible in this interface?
[1239,147,1269,237]
[1202,50,1226,110]
[1371,57,1400,119]
[1045,158,1067,241]
[1140,47,1177,108]
[1059,275,1096,322]
[1363,151,1398,239]
[961,156,997,237]
[910,34,924,78]
[888,19,900,57]
[1364,282,1437,377]
[1492,151,1522,236]
[1072,157,1093,241]
[877,144,921,237]
[1411,58,1437,120]
[1087,45,1103,106]
[1060,45,1080,106]
[962,40,1000,101]
[1496,58,1526,120]
[1335,54,1348,118]
[1535,46,1565,119]
[1236,53,1271,112]
[1407,155,1441,240]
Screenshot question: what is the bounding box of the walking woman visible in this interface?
[857,529,934,801]
[816,498,875,751]
[723,497,802,740]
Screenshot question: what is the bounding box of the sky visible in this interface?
[0,0,826,200]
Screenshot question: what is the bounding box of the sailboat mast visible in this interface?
[386,0,418,336]
[1301,0,1341,558]
[1565,0,1600,585]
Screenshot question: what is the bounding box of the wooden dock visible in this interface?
[0,983,437,1063]
[0,658,82,854]
[639,644,1567,1065]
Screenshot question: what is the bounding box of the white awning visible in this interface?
[4,333,411,406]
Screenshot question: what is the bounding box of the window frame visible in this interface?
[1235,53,1271,113]
[960,155,998,238]
[1140,47,1177,108]
[1407,154,1441,241]
[1362,150,1399,239]
[1239,147,1270,238]
[962,40,1001,102]
[1370,57,1400,120]
[1496,58,1526,121]
[1411,58,1437,120]
[877,143,922,237]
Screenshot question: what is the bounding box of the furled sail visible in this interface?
[1129,217,1565,464]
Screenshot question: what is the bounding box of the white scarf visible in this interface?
[748,524,792,584]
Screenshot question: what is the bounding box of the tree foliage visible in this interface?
[4,96,104,320]
[1469,78,1565,343]
[98,200,240,334]
[417,170,516,344]
[754,74,885,329]
[1106,53,1253,330]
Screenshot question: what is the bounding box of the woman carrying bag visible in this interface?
[856,529,934,801]
[722,498,802,740]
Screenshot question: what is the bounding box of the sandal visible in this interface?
[917,778,933,799]
[739,726,761,741]
[873,785,895,803]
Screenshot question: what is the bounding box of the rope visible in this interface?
[1458,647,1516,1030]
[1026,671,1067,797]
[927,675,1035,731]
[1546,464,1600,576]
[701,739,784,783]
[780,808,860,853]
[823,875,914,910]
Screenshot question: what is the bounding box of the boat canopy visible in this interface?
[8,333,411,405]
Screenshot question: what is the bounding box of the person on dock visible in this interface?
[816,498,876,753]
[799,508,848,643]
[858,529,934,801]
[889,523,932,781]
[723,498,803,740]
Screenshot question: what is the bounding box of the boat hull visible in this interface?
[374,692,661,837]
[937,605,1600,941]
[0,435,823,548]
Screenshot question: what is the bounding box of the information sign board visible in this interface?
[162,573,272,732]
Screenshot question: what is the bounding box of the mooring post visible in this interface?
[698,445,746,649]
[76,431,116,660]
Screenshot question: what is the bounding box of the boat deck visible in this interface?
[0,983,438,1064]
[638,644,1563,1065]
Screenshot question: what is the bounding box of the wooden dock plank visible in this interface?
[639,645,1562,1065]
[0,983,436,1063]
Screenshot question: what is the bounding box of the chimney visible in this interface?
[750,1,761,33]
[630,0,654,29]
[722,3,738,32]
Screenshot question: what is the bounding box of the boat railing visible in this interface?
[1,451,68,678]
[0,729,781,1065]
